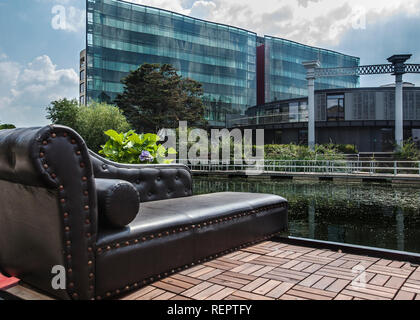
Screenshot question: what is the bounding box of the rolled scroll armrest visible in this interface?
[0,125,97,300]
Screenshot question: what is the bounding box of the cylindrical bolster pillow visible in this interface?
[95,178,140,228]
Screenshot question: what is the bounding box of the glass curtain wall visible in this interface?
[264,36,360,102]
[86,0,257,126]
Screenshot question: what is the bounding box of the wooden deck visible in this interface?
[120,240,420,301]
[6,240,420,300]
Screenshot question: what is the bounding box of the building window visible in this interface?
[80,70,85,81]
[289,102,299,123]
[299,101,308,122]
[80,96,85,105]
[80,83,84,93]
[327,94,345,121]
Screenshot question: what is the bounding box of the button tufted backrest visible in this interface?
[89,151,193,203]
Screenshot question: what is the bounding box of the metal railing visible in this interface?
[227,111,309,128]
[177,159,420,176]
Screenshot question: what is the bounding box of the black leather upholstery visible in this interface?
[0,125,97,300]
[95,178,140,228]
[0,125,289,300]
[95,192,287,298]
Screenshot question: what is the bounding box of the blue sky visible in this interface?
[1,0,420,126]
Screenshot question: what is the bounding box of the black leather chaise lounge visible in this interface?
[0,125,288,300]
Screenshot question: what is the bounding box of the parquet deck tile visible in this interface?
[9,240,418,301]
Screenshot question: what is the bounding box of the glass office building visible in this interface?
[85,0,257,126]
[83,0,359,127]
[264,37,360,102]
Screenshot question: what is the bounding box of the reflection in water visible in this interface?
[193,177,420,254]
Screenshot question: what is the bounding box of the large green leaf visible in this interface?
[104,130,124,145]
[100,129,176,165]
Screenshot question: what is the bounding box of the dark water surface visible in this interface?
[193,177,420,254]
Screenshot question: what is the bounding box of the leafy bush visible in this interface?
[0,124,16,130]
[99,130,177,164]
[75,102,131,152]
[46,99,131,152]
[335,144,358,154]
[394,138,420,161]
[265,144,345,161]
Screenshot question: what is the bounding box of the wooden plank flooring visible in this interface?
[6,240,420,300]
[119,241,420,301]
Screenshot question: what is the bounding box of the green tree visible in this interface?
[0,123,16,130]
[115,63,207,133]
[46,99,131,152]
[46,98,79,129]
[76,102,131,152]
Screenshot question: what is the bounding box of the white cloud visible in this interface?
[129,0,420,46]
[0,55,78,127]
[297,0,322,8]
[190,1,217,18]
[129,0,187,14]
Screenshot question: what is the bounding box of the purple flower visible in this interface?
[139,150,154,162]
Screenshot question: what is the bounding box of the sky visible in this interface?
[1,0,420,126]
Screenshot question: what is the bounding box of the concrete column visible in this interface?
[395,74,403,148]
[303,61,320,151]
[387,54,412,150]
[307,78,316,150]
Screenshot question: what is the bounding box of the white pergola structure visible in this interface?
[303,54,420,151]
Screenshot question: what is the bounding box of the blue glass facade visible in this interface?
[84,0,360,127]
[86,0,257,126]
[264,37,360,102]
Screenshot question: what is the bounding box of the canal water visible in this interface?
[193,177,420,254]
